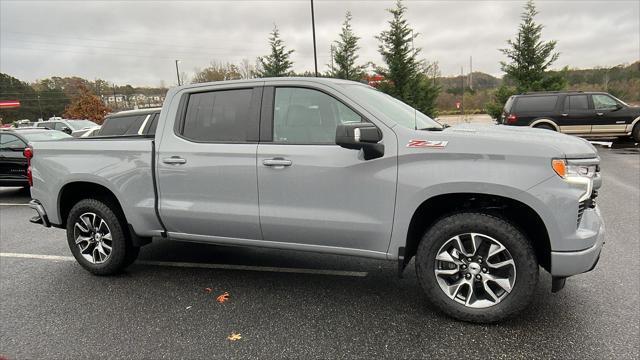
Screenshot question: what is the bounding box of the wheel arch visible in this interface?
[529,118,559,131]
[403,193,551,272]
[58,181,126,229]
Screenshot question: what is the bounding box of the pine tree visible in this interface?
[376,0,439,117]
[330,11,365,81]
[256,25,294,78]
[499,0,565,92]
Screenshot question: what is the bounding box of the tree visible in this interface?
[376,0,440,117]
[63,84,111,124]
[499,0,565,92]
[330,11,365,81]
[256,25,294,77]
[192,61,242,83]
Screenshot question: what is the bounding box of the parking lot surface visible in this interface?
[1,141,638,359]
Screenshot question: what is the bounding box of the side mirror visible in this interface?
[615,103,624,110]
[335,122,384,160]
[61,127,72,134]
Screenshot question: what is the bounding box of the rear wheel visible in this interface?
[66,198,138,275]
[416,212,538,323]
[533,123,555,131]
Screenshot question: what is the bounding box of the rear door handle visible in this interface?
[561,113,568,117]
[162,156,186,165]
[263,158,292,167]
[596,112,604,116]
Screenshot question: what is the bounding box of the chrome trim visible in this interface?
[29,199,50,227]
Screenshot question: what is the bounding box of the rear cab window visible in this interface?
[514,96,558,112]
[100,115,147,136]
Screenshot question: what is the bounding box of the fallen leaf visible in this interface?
[216,292,230,303]
[204,288,213,294]
[227,332,242,341]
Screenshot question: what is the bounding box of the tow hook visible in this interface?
[551,276,566,293]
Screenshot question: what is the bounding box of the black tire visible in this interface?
[66,198,138,275]
[632,123,640,142]
[415,212,538,323]
[533,123,555,131]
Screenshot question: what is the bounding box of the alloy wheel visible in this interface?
[73,212,113,264]
[434,233,516,308]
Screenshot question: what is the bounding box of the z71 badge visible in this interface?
[407,140,449,148]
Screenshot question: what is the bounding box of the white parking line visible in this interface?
[0,252,368,277]
[0,203,30,206]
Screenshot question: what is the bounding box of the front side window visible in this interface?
[53,122,67,131]
[273,87,362,144]
[182,89,253,142]
[0,134,26,151]
[565,95,589,111]
[592,94,618,111]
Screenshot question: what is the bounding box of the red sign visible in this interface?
[0,100,20,109]
[455,101,461,109]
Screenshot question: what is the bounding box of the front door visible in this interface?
[157,85,263,240]
[256,86,397,254]
[559,94,593,134]
[590,94,631,135]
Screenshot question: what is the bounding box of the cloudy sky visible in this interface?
[1,0,638,87]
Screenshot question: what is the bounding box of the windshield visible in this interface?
[66,120,97,130]
[340,84,442,130]
[20,131,72,142]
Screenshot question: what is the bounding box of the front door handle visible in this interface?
[561,113,568,117]
[162,156,186,165]
[263,158,292,167]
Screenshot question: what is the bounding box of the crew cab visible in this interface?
[501,91,640,141]
[27,78,605,323]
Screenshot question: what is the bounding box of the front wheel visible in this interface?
[66,198,138,275]
[416,212,538,323]
[632,123,640,142]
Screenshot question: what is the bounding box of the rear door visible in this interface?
[157,84,263,240]
[560,94,593,134]
[0,133,28,182]
[256,85,397,254]
[591,94,630,135]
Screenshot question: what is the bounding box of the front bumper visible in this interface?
[550,206,605,277]
[29,199,51,227]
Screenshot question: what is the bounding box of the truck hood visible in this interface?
[446,123,598,159]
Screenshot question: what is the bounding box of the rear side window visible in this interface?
[182,89,253,142]
[0,134,26,151]
[504,96,515,113]
[564,95,589,111]
[514,96,558,112]
[100,115,146,136]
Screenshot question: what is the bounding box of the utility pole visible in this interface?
[37,93,43,120]
[469,56,473,91]
[175,60,182,86]
[460,66,464,118]
[330,45,335,75]
[310,0,318,77]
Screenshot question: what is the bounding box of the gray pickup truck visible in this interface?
[27,78,604,322]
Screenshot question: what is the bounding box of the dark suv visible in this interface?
[501,91,640,141]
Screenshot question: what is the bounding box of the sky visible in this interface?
[1,0,638,87]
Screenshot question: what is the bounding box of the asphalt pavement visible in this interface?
[1,141,638,359]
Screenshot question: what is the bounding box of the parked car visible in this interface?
[80,126,101,138]
[98,108,161,136]
[27,78,604,323]
[0,128,71,187]
[500,91,640,141]
[36,119,98,137]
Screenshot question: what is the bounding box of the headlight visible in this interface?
[551,159,595,201]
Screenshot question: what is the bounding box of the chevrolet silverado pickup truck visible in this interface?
[27,78,605,323]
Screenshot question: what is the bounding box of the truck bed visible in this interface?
[30,137,163,237]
